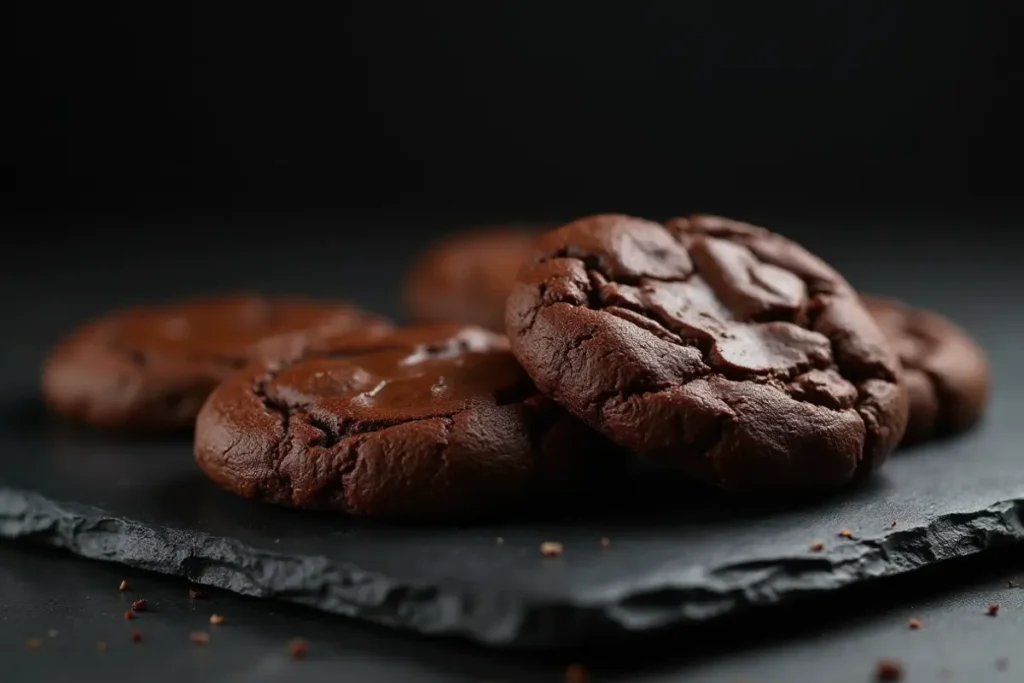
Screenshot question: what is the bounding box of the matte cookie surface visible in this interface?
[404,226,541,331]
[194,324,614,521]
[43,296,391,432]
[506,214,909,493]
[863,295,989,445]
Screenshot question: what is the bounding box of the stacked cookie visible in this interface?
[42,215,990,521]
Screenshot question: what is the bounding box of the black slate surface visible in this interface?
[1,212,1021,651]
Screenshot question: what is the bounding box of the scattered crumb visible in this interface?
[24,638,42,649]
[48,629,59,638]
[131,599,148,612]
[988,603,1000,616]
[565,663,589,683]
[996,657,1009,671]
[1008,578,1021,589]
[908,618,922,630]
[289,638,308,659]
[124,610,136,621]
[541,542,564,558]
[496,537,504,545]
[274,538,281,544]
[875,658,904,680]
[118,580,128,592]
[890,521,897,528]
[130,631,143,643]
[189,631,210,645]
[839,528,853,539]
[600,537,611,550]
[209,614,225,626]
[189,588,205,600]
[96,641,107,652]
[809,541,825,552]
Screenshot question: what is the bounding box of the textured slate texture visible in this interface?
[1,214,1021,650]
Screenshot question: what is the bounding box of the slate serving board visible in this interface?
[0,213,1021,650]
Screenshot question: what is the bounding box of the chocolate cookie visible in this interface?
[404,226,540,330]
[863,295,989,445]
[194,324,614,521]
[506,214,909,493]
[43,296,391,432]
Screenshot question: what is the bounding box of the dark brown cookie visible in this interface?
[863,295,989,446]
[194,324,615,521]
[506,214,909,494]
[43,296,392,432]
[404,226,541,330]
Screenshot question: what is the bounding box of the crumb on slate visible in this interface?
[131,599,148,612]
[875,658,904,680]
[496,537,504,545]
[890,521,897,528]
[189,631,210,645]
[988,603,1000,616]
[48,629,59,638]
[118,580,128,592]
[130,631,143,643]
[124,610,136,621]
[565,663,589,683]
[600,537,611,549]
[289,638,308,659]
[541,542,564,558]
[210,614,225,626]
[809,541,825,552]
[24,638,42,649]
[189,587,205,600]
[839,528,853,539]
[96,641,107,652]
[908,618,922,630]
[996,657,1009,671]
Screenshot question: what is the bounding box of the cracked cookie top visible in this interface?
[42,295,391,431]
[863,295,989,445]
[505,214,909,493]
[194,324,615,521]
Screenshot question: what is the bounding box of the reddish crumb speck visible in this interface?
[189,588,205,600]
[209,614,225,626]
[809,541,825,552]
[289,638,308,659]
[24,638,42,649]
[988,603,1000,616]
[839,528,853,539]
[131,599,148,612]
[124,609,136,621]
[890,521,897,528]
[875,659,903,680]
[118,580,128,592]
[908,618,922,630]
[599,537,611,550]
[565,663,589,683]
[541,542,564,558]
[130,631,143,643]
[189,631,210,645]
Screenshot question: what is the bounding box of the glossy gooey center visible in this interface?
[267,347,529,423]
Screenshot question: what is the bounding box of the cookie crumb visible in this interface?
[996,657,1009,671]
[496,537,504,545]
[839,528,853,539]
[130,631,143,643]
[565,663,589,683]
[289,638,308,659]
[96,641,107,652]
[890,521,897,528]
[600,537,611,549]
[189,588,205,600]
[48,629,59,638]
[24,638,42,649]
[131,598,148,612]
[124,609,136,621]
[875,659,903,680]
[908,618,922,630]
[189,631,210,645]
[541,541,564,558]
[209,614,225,626]
[809,541,825,552]
[118,580,128,592]
[988,603,1000,616]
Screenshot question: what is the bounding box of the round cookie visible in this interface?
[404,226,541,331]
[194,324,615,521]
[863,295,989,446]
[43,296,392,432]
[506,214,909,494]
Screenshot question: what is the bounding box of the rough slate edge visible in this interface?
[2,487,1023,651]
